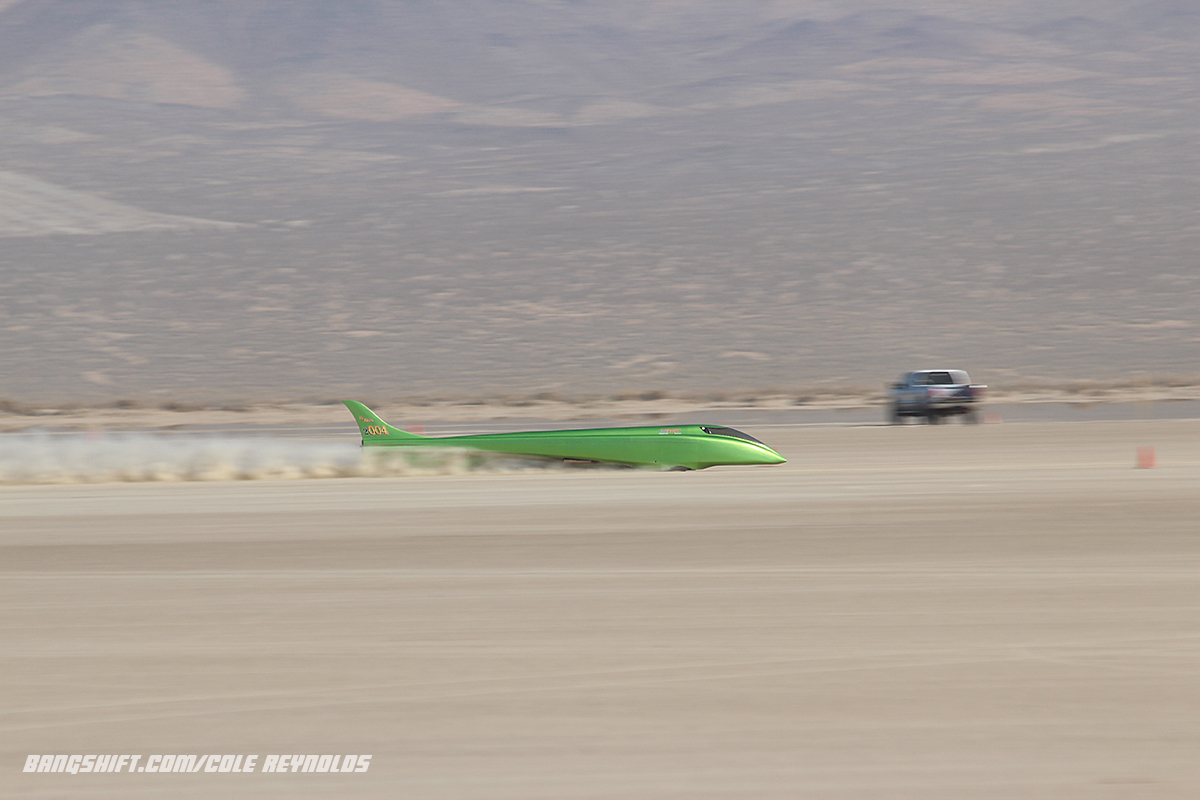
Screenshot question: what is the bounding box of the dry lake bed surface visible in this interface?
[4,418,1198,798]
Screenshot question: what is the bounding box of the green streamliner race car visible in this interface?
[344,401,786,471]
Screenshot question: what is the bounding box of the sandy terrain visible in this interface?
[4,419,1199,798]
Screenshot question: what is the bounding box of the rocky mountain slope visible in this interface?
[0,1,1196,402]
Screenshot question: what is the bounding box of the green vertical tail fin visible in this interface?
[343,401,426,443]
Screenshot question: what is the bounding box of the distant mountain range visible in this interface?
[0,1,1197,401]
[3,1,1195,123]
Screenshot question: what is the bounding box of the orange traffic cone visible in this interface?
[1136,446,1156,469]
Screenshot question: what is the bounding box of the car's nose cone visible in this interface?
[749,446,786,465]
[733,443,786,465]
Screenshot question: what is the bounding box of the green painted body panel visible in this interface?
[344,401,785,470]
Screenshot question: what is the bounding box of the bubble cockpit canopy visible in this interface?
[700,426,765,445]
